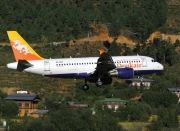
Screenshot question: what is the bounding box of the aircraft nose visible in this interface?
[158,63,164,70]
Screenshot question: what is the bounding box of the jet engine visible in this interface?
[108,68,134,79]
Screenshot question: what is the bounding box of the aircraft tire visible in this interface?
[82,84,89,90]
[96,80,102,87]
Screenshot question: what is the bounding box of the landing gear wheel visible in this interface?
[96,80,102,87]
[82,84,89,90]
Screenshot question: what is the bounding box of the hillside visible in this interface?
[68,0,180,45]
[70,0,180,45]
[164,0,180,33]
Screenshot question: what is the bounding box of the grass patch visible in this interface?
[119,122,149,130]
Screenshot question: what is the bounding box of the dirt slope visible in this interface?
[147,31,180,43]
[70,24,180,45]
[69,24,134,45]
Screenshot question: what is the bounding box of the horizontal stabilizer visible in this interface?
[17,60,33,71]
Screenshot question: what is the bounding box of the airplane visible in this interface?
[6,31,164,90]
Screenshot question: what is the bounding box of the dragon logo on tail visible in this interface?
[13,40,33,55]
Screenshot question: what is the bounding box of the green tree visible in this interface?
[147,118,163,131]
[44,94,63,111]
[118,102,151,121]
[109,39,121,56]
[0,90,19,118]
[141,91,178,108]
[156,108,179,128]
[2,100,19,117]
[26,118,44,131]
[96,114,124,131]
[8,120,24,131]
[50,104,94,130]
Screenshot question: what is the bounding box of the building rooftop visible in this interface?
[168,88,180,92]
[30,110,49,115]
[5,94,41,101]
[126,78,155,82]
[97,98,129,103]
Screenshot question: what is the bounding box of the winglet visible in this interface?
[7,31,44,62]
[98,49,105,55]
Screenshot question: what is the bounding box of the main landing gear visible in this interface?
[95,78,102,87]
[82,78,103,90]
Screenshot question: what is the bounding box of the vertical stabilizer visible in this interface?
[7,31,44,62]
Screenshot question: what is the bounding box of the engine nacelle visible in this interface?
[108,68,134,79]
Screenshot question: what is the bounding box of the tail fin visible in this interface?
[7,31,44,62]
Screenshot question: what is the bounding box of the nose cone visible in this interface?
[6,62,18,70]
[158,63,164,70]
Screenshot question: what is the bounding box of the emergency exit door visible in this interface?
[141,58,147,67]
[44,61,50,71]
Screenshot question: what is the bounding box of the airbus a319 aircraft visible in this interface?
[6,31,164,90]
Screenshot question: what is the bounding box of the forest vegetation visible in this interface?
[0,0,180,130]
[0,0,170,43]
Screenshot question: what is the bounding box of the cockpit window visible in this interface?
[151,59,154,62]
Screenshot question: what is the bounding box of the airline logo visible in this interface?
[115,59,142,68]
[116,63,142,68]
[13,40,33,55]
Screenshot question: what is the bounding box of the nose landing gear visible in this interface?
[82,84,89,90]
[82,78,103,90]
[82,79,89,90]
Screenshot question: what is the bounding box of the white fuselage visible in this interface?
[6,55,163,78]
